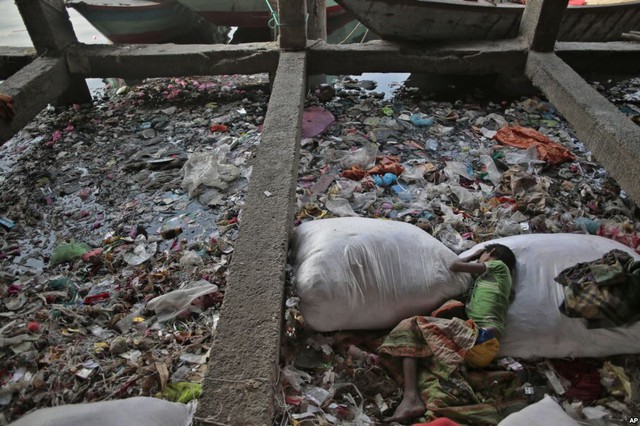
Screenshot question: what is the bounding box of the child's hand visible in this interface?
[467,248,485,261]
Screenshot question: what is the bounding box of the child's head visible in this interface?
[482,243,516,274]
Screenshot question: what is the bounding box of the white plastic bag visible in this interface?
[147,280,218,322]
[181,153,239,196]
[462,233,640,359]
[9,397,195,426]
[291,218,471,331]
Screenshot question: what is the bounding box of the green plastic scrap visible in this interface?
[160,382,202,403]
[50,241,90,266]
[381,106,394,116]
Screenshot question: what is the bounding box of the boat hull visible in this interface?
[67,0,212,44]
[177,0,344,28]
[335,0,640,42]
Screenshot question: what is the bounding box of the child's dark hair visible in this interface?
[485,243,516,274]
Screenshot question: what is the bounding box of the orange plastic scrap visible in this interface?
[493,125,575,165]
[341,166,367,181]
[367,157,405,175]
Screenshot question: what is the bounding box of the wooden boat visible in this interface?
[66,0,226,44]
[175,0,345,28]
[334,0,640,42]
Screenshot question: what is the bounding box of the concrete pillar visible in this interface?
[306,0,327,41]
[519,0,569,52]
[15,0,91,103]
[278,0,308,50]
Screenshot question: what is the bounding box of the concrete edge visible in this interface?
[195,51,306,425]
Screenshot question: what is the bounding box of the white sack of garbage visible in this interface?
[291,218,471,331]
[9,397,195,426]
[463,233,640,359]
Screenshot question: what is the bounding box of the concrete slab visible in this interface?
[195,51,306,425]
[526,51,640,204]
[0,57,76,144]
[0,47,36,79]
[307,39,528,75]
[556,41,640,76]
[66,43,280,79]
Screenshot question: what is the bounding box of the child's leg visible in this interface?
[383,357,426,422]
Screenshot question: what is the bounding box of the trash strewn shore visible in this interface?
[1,72,639,425]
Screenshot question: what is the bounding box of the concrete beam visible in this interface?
[66,43,280,79]
[196,52,306,425]
[526,51,640,204]
[0,57,74,144]
[0,47,37,79]
[520,0,568,52]
[556,41,640,76]
[307,39,528,75]
[278,0,307,50]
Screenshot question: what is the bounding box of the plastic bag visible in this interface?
[147,280,218,322]
[332,143,378,169]
[50,241,90,266]
[181,153,239,196]
[463,234,640,359]
[291,218,471,331]
[123,235,157,266]
[324,197,358,217]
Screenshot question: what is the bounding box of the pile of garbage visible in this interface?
[593,76,640,126]
[0,74,269,423]
[279,76,640,424]
[2,69,639,425]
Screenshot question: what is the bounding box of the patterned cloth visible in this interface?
[378,316,478,376]
[555,249,640,328]
[378,316,527,424]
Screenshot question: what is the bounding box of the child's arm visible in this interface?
[449,248,487,274]
[450,261,487,274]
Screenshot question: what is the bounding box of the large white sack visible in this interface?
[463,233,640,359]
[291,218,471,331]
[498,395,579,426]
[9,397,195,426]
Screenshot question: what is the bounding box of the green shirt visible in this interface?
[465,260,512,334]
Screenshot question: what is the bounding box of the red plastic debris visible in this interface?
[84,292,110,305]
[209,124,229,133]
[27,322,41,333]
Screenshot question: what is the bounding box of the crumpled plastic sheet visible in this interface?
[181,152,240,195]
[146,280,218,322]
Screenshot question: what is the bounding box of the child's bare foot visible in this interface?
[383,394,425,423]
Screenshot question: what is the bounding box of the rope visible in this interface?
[265,0,310,30]
[265,0,280,29]
[339,21,362,44]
